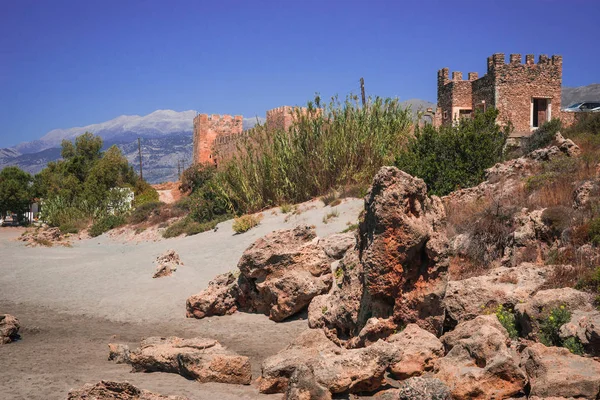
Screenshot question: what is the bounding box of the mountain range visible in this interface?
[1,87,597,183]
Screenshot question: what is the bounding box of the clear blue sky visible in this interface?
[1,0,599,147]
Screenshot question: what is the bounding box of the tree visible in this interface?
[0,166,33,218]
[395,108,510,196]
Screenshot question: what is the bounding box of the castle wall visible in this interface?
[192,114,243,165]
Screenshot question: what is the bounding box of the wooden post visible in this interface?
[137,137,143,181]
[360,77,366,107]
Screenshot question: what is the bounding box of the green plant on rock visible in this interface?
[563,336,585,355]
[232,214,262,234]
[495,304,519,339]
[539,305,571,347]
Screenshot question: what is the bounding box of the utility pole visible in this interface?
[137,137,143,181]
[360,77,366,108]
[177,160,181,178]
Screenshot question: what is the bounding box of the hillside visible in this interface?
[562,83,600,106]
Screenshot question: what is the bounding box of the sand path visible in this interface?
[0,199,362,399]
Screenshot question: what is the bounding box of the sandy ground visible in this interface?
[0,198,363,400]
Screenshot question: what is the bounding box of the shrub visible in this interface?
[542,206,573,239]
[188,183,232,223]
[341,223,359,233]
[564,112,600,137]
[495,305,518,339]
[563,336,585,355]
[321,191,339,206]
[589,218,600,245]
[133,185,159,207]
[539,305,571,347]
[395,108,509,196]
[129,201,164,224]
[280,203,293,214]
[523,118,562,154]
[162,215,228,238]
[232,214,262,234]
[89,214,127,237]
[179,163,215,194]
[59,222,82,234]
[322,208,340,224]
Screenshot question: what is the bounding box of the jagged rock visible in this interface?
[310,167,449,341]
[0,314,20,344]
[319,232,355,260]
[375,377,452,400]
[515,288,593,338]
[284,365,332,400]
[359,167,449,334]
[128,336,251,385]
[522,343,600,398]
[153,249,183,278]
[348,317,397,348]
[67,381,188,400]
[555,132,581,157]
[443,264,552,326]
[108,343,130,364]
[386,324,444,380]
[186,272,240,319]
[573,180,598,210]
[187,226,334,322]
[258,329,391,395]
[559,309,600,355]
[308,248,364,340]
[433,315,527,399]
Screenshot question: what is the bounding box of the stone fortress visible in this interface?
[192,106,307,166]
[193,52,584,167]
[435,52,581,134]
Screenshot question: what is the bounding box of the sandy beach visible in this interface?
[0,198,362,399]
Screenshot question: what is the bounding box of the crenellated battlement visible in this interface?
[266,105,310,132]
[192,113,244,165]
[436,52,565,133]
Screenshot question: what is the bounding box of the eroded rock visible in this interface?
[559,309,600,356]
[128,336,251,385]
[67,381,188,400]
[0,314,20,344]
[386,324,444,380]
[375,377,452,400]
[433,315,527,399]
[522,342,600,398]
[153,249,183,278]
[186,272,240,319]
[108,343,130,364]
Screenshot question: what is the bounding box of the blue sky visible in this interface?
[1,0,599,147]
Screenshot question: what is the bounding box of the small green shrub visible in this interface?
[563,336,585,355]
[541,206,572,239]
[89,214,127,237]
[321,191,339,206]
[334,267,344,280]
[59,221,83,234]
[162,215,228,238]
[322,209,339,224]
[129,201,163,224]
[539,305,571,347]
[232,214,262,234]
[523,118,562,154]
[495,305,519,339]
[280,203,293,214]
[341,223,359,233]
[133,186,159,207]
[179,163,215,193]
[589,218,600,246]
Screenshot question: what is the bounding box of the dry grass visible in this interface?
[232,213,263,234]
[541,264,590,290]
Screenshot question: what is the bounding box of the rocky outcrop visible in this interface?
[153,249,183,278]
[108,343,131,364]
[522,343,600,398]
[128,337,251,385]
[258,329,391,395]
[433,315,527,399]
[319,232,355,260]
[375,377,452,400]
[0,314,20,344]
[186,272,240,319]
[515,288,593,338]
[559,309,600,356]
[187,226,336,322]
[443,264,552,326]
[386,324,444,380]
[67,381,188,400]
[310,167,449,341]
[284,365,332,400]
[18,227,71,247]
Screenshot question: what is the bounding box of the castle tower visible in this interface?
[192,114,243,165]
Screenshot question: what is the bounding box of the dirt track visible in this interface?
[0,199,362,399]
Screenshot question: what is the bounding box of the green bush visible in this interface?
[523,118,562,154]
[89,214,127,237]
[189,182,232,223]
[563,336,585,355]
[280,203,293,214]
[162,215,228,238]
[539,305,571,347]
[565,112,600,136]
[133,185,159,207]
[589,218,600,246]
[232,214,262,234]
[395,108,509,196]
[179,163,215,193]
[129,201,163,224]
[495,305,519,339]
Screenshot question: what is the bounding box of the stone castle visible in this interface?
[192,106,306,166]
[435,53,569,133]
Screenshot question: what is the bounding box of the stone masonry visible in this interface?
[193,106,307,166]
[436,53,571,134]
